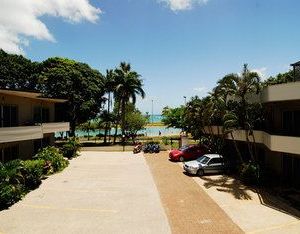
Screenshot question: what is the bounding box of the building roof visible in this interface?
[0,89,67,103]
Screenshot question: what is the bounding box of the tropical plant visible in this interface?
[34,146,69,173]
[60,137,81,159]
[114,62,145,144]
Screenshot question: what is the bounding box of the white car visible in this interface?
[183,154,227,176]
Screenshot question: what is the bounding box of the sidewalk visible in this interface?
[190,174,300,233]
[0,152,170,234]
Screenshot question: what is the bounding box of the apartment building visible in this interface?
[207,62,300,188]
[0,89,70,162]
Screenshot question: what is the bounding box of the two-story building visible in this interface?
[206,62,300,188]
[0,89,70,162]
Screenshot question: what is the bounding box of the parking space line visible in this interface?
[21,204,118,213]
[247,220,300,233]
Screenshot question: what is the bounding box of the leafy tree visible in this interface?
[39,57,105,136]
[124,105,147,142]
[0,49,39,90]
[114,62,145,142]
[162,106,186,130]
[263,70,294,86]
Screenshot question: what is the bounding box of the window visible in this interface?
[1,105,18,127]
[33,107,50,123]
[2,145,19,162]
[209,158,223,164]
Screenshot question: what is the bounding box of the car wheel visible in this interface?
[179,156,184,162]
[197,169,204,176]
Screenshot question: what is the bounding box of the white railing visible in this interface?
[204,126,300,155]
[0,122,70,143]
[0,126,43,143]
[42,122,70,134]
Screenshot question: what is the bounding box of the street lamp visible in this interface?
[151,99,154,124]
[183,96,187,105]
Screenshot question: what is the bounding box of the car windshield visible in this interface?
[179,145,189,151]
[196,155,210,164]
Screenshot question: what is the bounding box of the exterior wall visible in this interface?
[261,81,300,103]
[0,92,69,162]
[0,93,55,125]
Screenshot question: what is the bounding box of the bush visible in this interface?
[34,146,69,173]
[60,137,81,159]
[161,136,170,145]
[0,160,26,208]
[0,183,24,208]
[23,160,45,189]
[240,162,260,185]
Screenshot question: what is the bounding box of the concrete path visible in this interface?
[0,152,171,234]
[191,174,300,234]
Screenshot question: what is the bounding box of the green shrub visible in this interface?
[161,137,170,145]
[34,147,69,173]
[0,182,24,208]
[240,162,260,185]
[60,137,81,159]
[0,160,26,208]
[23,160,45,189]
[1,160,25,185]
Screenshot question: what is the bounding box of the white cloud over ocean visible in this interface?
[158,0,209,11]
[0,0,101,54]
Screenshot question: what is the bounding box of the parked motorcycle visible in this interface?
[133,143,143,154]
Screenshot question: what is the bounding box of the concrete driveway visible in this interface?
[0,152,171,234]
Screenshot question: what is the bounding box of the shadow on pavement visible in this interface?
[201,175,300,219]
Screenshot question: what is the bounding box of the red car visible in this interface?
[169,145,206,162]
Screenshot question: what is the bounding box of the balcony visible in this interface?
[0,122,70,144]
[205,126,300,155]
[0,126,43,143]
[261,81,300,103]
[42,122,70,134]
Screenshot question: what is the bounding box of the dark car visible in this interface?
[169,145,206,162]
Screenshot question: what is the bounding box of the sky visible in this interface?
[0,0,300,114]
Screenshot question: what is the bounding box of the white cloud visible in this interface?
[193,86,207,93]
[251,67,267,80]
[0,0,101,54]
[159,0,209,11]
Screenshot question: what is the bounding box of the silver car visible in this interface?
[183,154,227,176]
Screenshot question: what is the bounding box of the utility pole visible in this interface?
[151,100,154,124]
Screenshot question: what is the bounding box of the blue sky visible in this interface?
[1,0,300,114]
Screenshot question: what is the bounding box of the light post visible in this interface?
[151,99,154,124]
[183,96,186,105]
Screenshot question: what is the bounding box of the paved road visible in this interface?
[145,152,243,234]
[0,152,171,234]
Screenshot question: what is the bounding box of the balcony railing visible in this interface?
[42,122,70,134]
[204,126,300,155]
[0,122,70,144]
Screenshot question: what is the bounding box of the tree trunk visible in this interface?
[230,132,243,163]
[113,101,121,144]
[121,99,126,143]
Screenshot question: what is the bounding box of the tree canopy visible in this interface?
[0,49,39,90]
[39,57,105,135]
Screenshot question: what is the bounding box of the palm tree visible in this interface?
[104,69,116,143]
[217,64,261,162]
[114,62,145,144]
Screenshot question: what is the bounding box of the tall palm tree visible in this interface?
[103,69,116,143]
[114,62,145,143]
[217,64,261,162]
